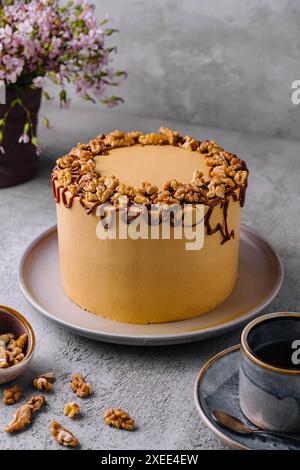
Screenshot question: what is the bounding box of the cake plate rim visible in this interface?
[18,224,284,346]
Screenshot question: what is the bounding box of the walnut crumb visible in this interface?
[3,385,22,405]
[50,421,79,447]
[15,334,28,350]
[134,194,150,204]
[179,136,199,151]
[33,372,55,391]
[103,408,135,431]
[64,402,80,418]
[71,373,92,398]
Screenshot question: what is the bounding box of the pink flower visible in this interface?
[18,133,30,144]
[33,77,44,88]
[36,145,42,156]
[17,20,33,35]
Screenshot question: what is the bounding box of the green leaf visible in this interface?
[115,70,127,77]
[101,95,124,106]
[42,118,50,129]
[43,91,52,101]
[60,89,67,102]
[23,122,30,134]
[104,28,119,36]
[82,94,96,104]
[106,46,118,53]
[0,131,3,144]
[31,136,39,147]
[11,98,22,108]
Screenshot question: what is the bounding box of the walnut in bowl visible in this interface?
[0,305,35,384]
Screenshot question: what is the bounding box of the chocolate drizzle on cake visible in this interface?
[204,201,234,245]
[51,128,248,244]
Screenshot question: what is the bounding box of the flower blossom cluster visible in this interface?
[0,0,125,151]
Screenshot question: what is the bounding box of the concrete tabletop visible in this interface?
[0,105,298,450]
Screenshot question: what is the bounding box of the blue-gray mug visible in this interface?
[239,312,300,433]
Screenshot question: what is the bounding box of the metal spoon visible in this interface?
[212,410,300,444]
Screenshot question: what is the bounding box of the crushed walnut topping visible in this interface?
[4,395,45,433]
[33,372,55,392]
[103,408,135,431]
[52,128,248,211]
[50,421,79,447]
[70,373,92,398]
[64,402,80,418]
[3,385,22,405]
[0,332,28,369]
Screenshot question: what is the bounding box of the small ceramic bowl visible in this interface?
[0,305,35,384]
[239,312,300,433]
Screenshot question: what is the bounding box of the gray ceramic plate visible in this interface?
[18,224,283,346]
[194,345,300,450]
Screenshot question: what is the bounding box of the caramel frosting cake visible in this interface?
[52,128,249,324]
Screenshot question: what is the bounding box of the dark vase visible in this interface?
[0,87,42,188]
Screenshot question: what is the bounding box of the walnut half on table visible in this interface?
[64,402,80,418]
[70,373,92,398]
[103,408,135,431]
[50,421,79,447]
[33,372,55,391]
[4,395,45,433]
[3,385,22,405]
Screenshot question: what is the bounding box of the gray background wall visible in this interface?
[52,0,300,140]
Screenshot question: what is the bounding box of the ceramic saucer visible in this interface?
[194,345,300,450]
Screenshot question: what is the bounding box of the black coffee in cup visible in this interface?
[249,316,300,371]
[254,340,300,370]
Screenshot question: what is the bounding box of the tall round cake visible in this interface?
[52,128,248,324]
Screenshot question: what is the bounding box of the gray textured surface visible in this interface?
[50,0,300,140]
[0,104,298,450]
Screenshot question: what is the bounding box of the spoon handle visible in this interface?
[253,430,300,444]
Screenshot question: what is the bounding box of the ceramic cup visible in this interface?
[239,312,300,433]
[0,305,35,384]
